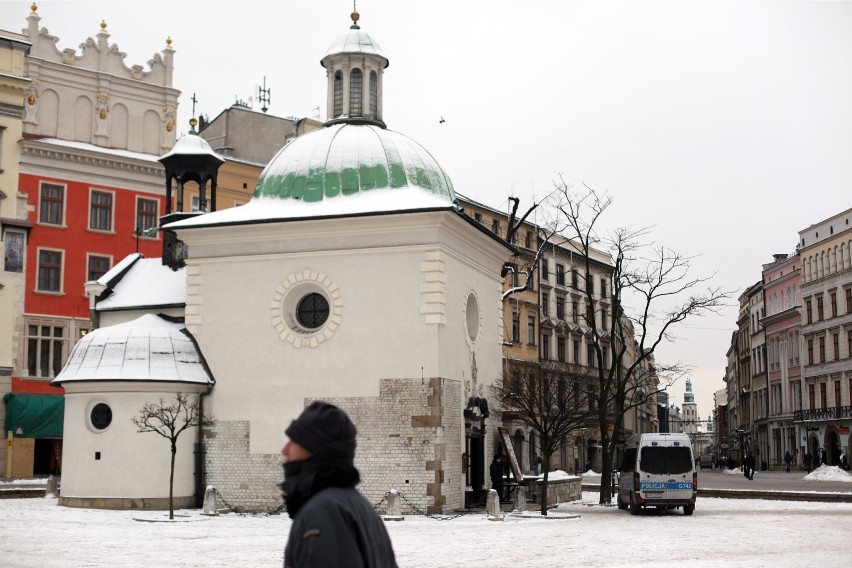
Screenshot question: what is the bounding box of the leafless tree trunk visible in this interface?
[132,393,214,519]
[546,181,729,505]
[493,359,592,515]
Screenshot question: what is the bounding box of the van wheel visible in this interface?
[683,505,695,516]
[617,493,628,510]
[629,493,640,516]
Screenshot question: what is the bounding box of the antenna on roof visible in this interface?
[258,76,271,114]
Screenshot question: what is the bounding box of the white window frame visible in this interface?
[135,196,160,239]
[35,246,64,294]
[88,187,115,233]
[86,252,113,283]
[38,181,67,227]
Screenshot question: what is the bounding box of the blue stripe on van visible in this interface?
[640,481,693,491]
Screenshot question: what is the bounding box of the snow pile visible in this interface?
[580,470,601,479]
[0,478,47,486]
[723,468,744,476]
[803,465,852,482]
[523,469,580,481]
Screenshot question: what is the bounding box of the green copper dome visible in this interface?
[253,123,455,205]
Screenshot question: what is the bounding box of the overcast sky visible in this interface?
[4,1,851,419]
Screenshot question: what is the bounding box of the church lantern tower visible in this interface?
[321,11,388,128]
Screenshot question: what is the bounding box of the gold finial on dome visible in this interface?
[166,36,172,47]
[100,20,107,31]
[351,10,360,23]
[189,117,198,133]
[31,3,37,13]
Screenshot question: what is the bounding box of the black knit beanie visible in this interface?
[285,401,357,460]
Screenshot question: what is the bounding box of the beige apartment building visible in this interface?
[797,207,852,466]
[0,27,31,475]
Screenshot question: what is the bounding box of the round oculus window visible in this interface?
[296,293,330,329]
[271,270,342,348]
[90,403,112,430]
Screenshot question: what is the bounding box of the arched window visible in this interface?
[369,70,378,119]
[349,68,363,117]
[333,71,343,117]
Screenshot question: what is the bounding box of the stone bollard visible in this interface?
[201,485,218,516]
[383,488,403,521]
[45,475,59,498]
[513,485,527,512]
[486,488,503,521]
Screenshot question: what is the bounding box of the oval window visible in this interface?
[466,293,479,341]
[90,403,112,430]
[296,293,330,329]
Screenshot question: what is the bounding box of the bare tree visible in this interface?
[500,196,558,300]
[546,181,729,505]
[132,393,214,519]
[493,358,592,515]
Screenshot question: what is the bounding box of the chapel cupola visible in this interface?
[320,11,389,128]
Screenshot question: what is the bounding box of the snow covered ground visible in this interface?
[2,491,852,567]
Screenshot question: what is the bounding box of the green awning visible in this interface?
[2,393,64,438]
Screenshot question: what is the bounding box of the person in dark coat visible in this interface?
[804,451,813,473]
[743,452,755,480]
[490,455,504,501]
[784,450,793,473]
[281,401,397,568]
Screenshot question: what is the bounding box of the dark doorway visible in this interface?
[469,434,484,499]
[33,438,61,476]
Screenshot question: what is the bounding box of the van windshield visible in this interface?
[639,446,692,474]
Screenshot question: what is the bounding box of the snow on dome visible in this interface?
[255,124,454,203]
[321,18,388,68]
[53,314,211,386]
[159,131,224,162]
[164,124,457,229]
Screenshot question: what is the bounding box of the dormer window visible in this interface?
[350,68,363,116]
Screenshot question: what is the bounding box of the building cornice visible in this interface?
[20,140,165,194]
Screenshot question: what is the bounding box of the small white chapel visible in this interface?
[54,10,511,514]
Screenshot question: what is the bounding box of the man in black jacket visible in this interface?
[281,401,397,568]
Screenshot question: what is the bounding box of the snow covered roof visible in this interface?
[95,256,186,311]
[25,137,162,163]
[53,314,212,386]
[159,131,224,163]
[165,123,457,229]
[321,14,388,68]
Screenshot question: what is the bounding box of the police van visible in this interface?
[617,433,697,516]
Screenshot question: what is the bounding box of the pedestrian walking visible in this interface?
[490,454,504,501]
[744,452,755,480]
[280,401,397,568]
[804,451,813,473]
[784,450,793,473]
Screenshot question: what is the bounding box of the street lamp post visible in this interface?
[580,427,588,473]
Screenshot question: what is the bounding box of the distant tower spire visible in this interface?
[684,377,695,404]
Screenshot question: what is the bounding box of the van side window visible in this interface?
[621,448,636,472]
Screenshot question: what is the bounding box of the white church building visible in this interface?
[54,11,511,514]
